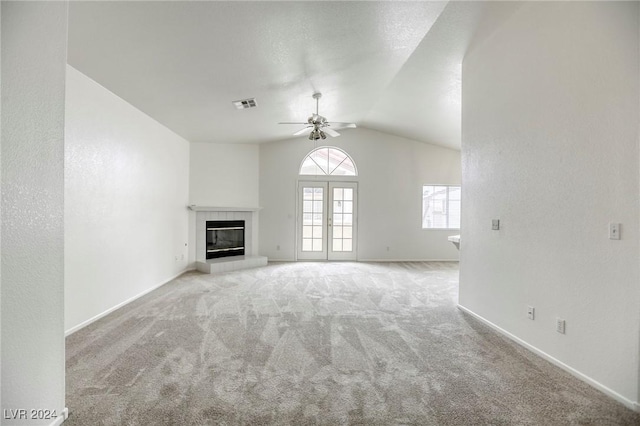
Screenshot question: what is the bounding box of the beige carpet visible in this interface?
[66,262,640,425]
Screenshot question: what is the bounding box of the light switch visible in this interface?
[609,223,621,240]
[492,219,500,230]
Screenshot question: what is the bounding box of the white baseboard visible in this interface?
[268,259,460,263]
[65,268,195,336]
[48,407,68,426]
[358,258,460,262]
[457,304,640,412]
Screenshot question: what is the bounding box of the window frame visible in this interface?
[299,146,358,177]
[421,184,461,230]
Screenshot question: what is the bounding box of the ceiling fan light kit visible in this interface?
[279,92,356,141]
[309,129,327,141]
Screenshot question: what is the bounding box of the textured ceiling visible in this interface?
[363,1,522,150]
[68,1,521,150]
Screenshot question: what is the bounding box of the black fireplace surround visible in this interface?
[206,220,245,259]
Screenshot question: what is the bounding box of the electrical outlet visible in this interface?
[609,223,621,240]
[492,219,500,230]
[174,255,179,262]
[556,318,566,334]
[527,306,535,320]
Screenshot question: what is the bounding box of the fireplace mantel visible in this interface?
[188,205,262,212]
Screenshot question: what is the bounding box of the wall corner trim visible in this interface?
[457,304,640,412]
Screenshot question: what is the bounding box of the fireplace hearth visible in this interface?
[206,220,245,259]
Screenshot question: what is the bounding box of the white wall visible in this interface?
[65,66,190,333]
[460,1,640,407]
[1,2,67,424]
[188,143,260,264]
[259,127,461,261]
[189,142,259,207]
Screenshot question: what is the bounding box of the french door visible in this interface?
[297,181,358,260]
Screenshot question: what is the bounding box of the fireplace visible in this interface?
[206,220,245,259]
[193,207,267,274]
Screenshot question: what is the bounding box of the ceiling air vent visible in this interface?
[232,98,257,110]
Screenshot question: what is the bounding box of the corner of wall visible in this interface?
[2,0,68,418]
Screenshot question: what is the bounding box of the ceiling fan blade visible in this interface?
[293,126,312,136]
[279,122,308,125]
[329,122,357,129]
[323,127,340,137]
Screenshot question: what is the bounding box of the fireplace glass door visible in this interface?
[206,220,245,259]
[297,181,357,260]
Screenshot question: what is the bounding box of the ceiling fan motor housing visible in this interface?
[279,91,355,139]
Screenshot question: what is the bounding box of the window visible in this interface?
[299,147,357,176]
[422,185,461,229]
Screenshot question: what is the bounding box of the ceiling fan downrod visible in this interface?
[312,92,322,116]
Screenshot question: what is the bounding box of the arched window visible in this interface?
[299,146,357,176]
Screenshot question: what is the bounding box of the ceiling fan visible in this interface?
[279,92,356,140]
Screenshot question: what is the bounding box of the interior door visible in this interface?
[297,181,357,261]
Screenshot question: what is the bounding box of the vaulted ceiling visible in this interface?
[68,1,522,150]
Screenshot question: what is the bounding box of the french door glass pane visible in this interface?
[303,213,312,225]
[334,226,342,238]
[343,226,352,238]
[303,188,314,200]
[312,226,322,238]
